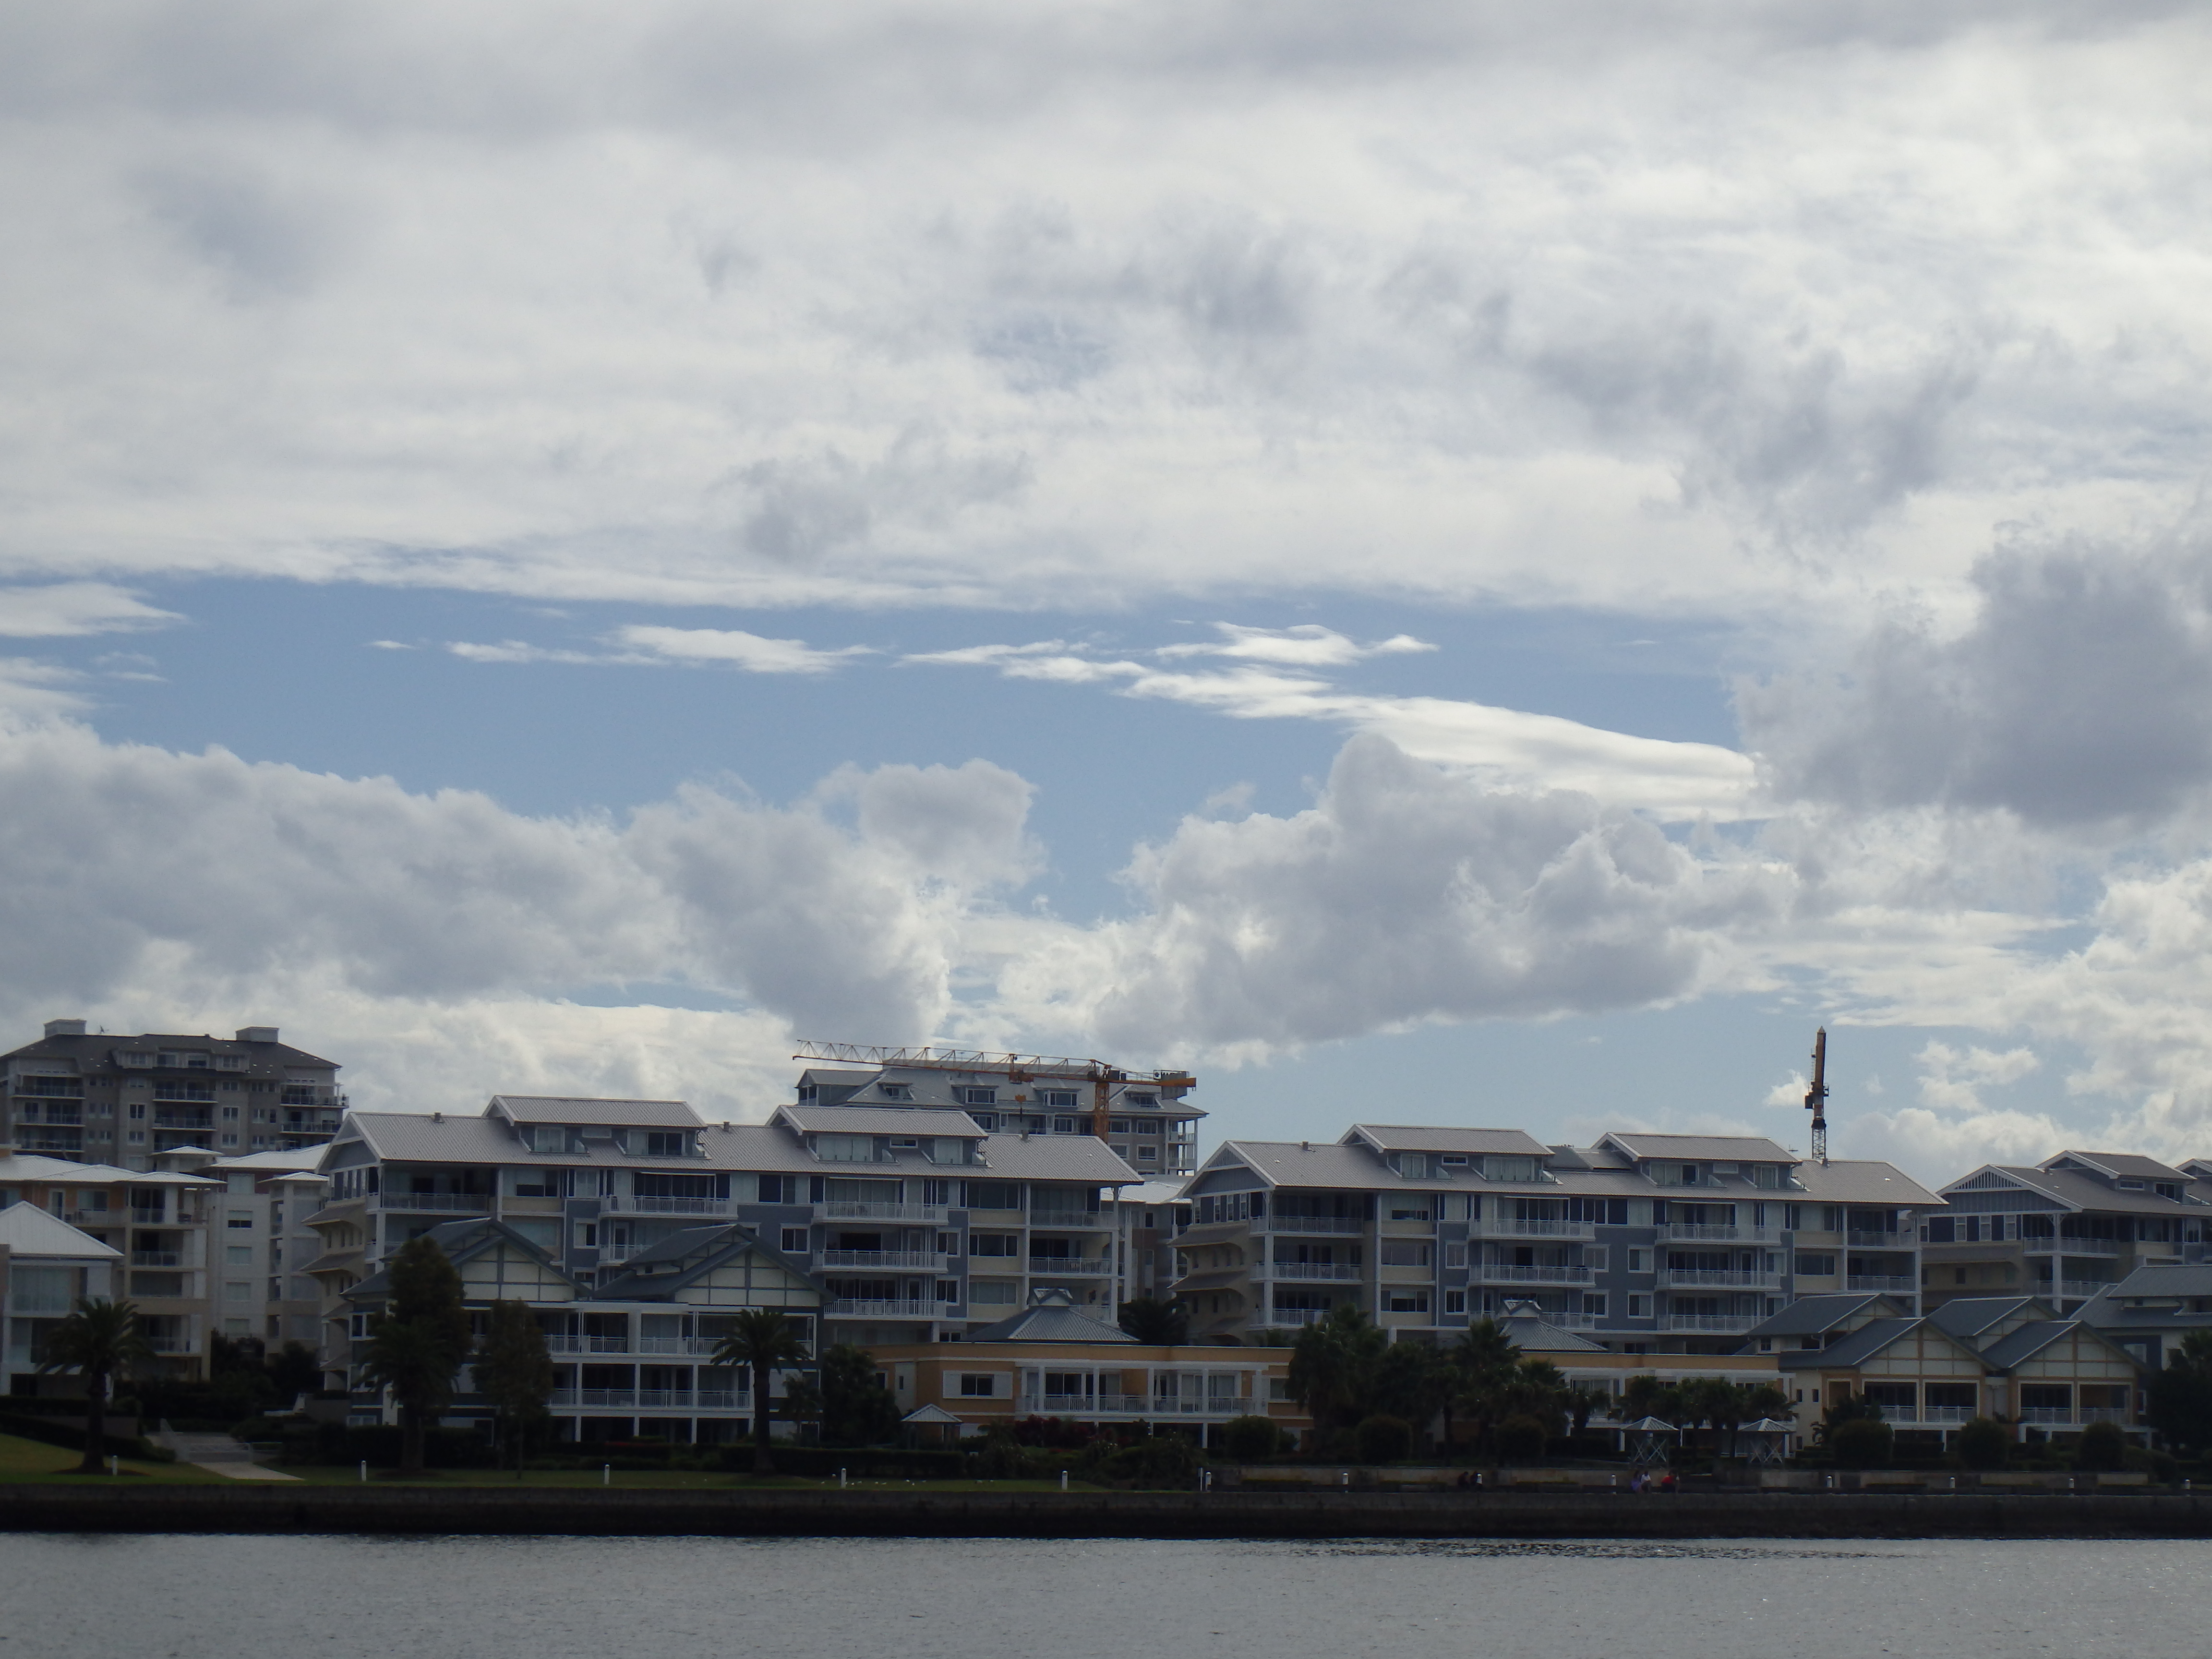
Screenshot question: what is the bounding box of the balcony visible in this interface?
[2051,1279,2116,1301]
[817,1202,946,1224]
[1484,1218,1596,1240]
[145,1335,199,1354]
[637,1336,723,1357]
[819,1250,943,1270]
[1260,1262,1363,1281]
[375,1191,493,1213]
[1844,1230,1913,1249]
[152,1113,215,1131]
[1847,1274,1917,1293]
[2079,1407,2129,1425]
[1658,1223,1779,1242]
[1268,1309,1331,1326]
[18,1134,85,1153]
[15,1105,84,1125]
[606,1196,739,1217]
[1021,1394,1247,1418]
[1659,1270,1778,1288]
[1918,1406,1975,1424]
[543,1334,636,1355]
[1259,1215,1366,1235]
[129,1250,182,1268]
[2016,1407,2073,1425]
[1478,1264,1593,1285]
[1029,1257,1113,1277]
[827,1298,946,1318]
[2023,1236,2119,1257]
[1660,1314,1762,1333]
[1029,1211,1106,1231]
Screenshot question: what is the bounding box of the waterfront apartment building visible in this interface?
[1927,1152,2212,1314]
[1,1020,344,1167]
[0,1152,224,1376]
[1171,1126,1940,1352]
[306,1093,1144,1383]
[160,1149,330,1351]
[334,1215,821,1444]
[1,1202,122,1397]
[1750,1292,2143,1447]
[791,1044,1204,1177]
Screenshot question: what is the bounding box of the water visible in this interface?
[2,1535,2203,1659]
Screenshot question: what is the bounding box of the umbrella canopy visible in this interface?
[1621,1416,1679,1432]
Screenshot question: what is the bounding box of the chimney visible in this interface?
[236,1027,279,1044]
[431,1110,443,1123]
[43,1019,87,1038]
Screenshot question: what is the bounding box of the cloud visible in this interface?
[1157,623,1434,667]
[1742,544,2212,829]
[1914,1039,2041,1114]
[614,625,871,674]
[0,583,182,638]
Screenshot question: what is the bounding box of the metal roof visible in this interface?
[488,1095,703,1128]
[0,1203,121,1258]
[1496,1313,1606,1353]
[1978,1321,2075,1371]
[1213,1141,1455,1190]
[2044,1150,2189,1182]
[1,1029,338,1071]
[1799,1317,1924,1369]
[0,1154,219,1187]
[1343,1125,1552,1156]
[1791,1160,1945,1206]
[1926,1297,2049,1341]
[1944,1163,2201,1217]
[778,1104,985,1139]
[1747,1293,1892,1338]
[1602,1133,1797,1163]
[2105,1263,2212,1300]
[962,1290,1135,1345]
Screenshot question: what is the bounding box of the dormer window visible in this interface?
[1124,1093,1156,1107]
[1680,1165,1701,1185]
[890,1137,919,1149]
[2118,1178,2145,1190]
[1440,1154,1468,1166]
[637,1130,690,1158]
[1397,1153,1430,1178]
[797,1084,818,1103]
[1043,1090,1078,1108]
[959,1087,998,1107]
[880,1084,912,1101]
[2157,1182,2185,1201]
[814,1133,877,1163]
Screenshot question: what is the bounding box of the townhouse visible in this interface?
[306,1092,1143,1384]
[335,1215,821,1444]
[1,1202,122,1397]
[1929,1151,2212,1312]
[1749,1292,2142,1447]
[2,1020,344,1167]
[2080,1263,2212,1371]
[1172,1126,1940,1352]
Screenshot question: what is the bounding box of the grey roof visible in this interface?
[1792,1160,1944,1206]
[2044,1150,2189,1182]
[1927,1297,2050,1341]
[1214,1140,1459,1190]
[0,1203,121,1258]
[1496,1313,1606,1353]
[1944,1163,2202,1217]
[1978,1321,2075,1371]
[595,1222,819,1301]
[2,1028,337,1071]
[489,1095,703,1128]
[1747,1294,1891,1338]
[2105,1263,2212,1301]
[1602,1133,1797,1163]
[0,1154,220,1187]
[779,1104,985,1139]
[346,1218,574,1302]
[1343,1125,1552,1157]
[963,1291,1134,1345]
[1800,1317,1923,1369]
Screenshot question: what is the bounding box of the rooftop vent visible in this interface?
[43,1019,86,1038]
[236,1027,279,1044]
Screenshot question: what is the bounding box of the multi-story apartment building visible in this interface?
[791,1044,1203,1177]
[1172,1126,1940,1352]
[0,1151,224,1375]
[305,1092,1143,1384]
[159,1150,329,1352]
[1,1020,344,1168]
[1928,1151,2212,1314]
[332,1214,822,1445]
[2,1202,122,1398]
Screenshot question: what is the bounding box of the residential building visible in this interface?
[1748,1292,2143,1447]
[335,1215,821,1444]
[1172,1125,1940,1352]
[169,1149,329,1352]
[0,1152,224,1376]
[790,1043,1203,1176]
[2,1202,122,1397]
[1,1020,343,1167]
[1928,1151,2212,1313]
[870,1287,1310,1447]
[306,1093,1142,1385]
[2080,1263,2212,1371]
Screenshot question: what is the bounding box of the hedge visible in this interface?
[0,1410,166,1461]
[712,1444,968,1479]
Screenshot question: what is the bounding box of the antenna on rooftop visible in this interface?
[1804,1026,1829,1166]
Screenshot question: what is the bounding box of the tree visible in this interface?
[709,1309,811,1474]
[1814,1389,1885,1448]
[779,1376,825,1443]
[1223,1413,1281,1462]
[1494,1413,1548,1464]
[1355,1413,1413,1463]
[2148,1332,2212,1455]
[472,1300,556,1478]
[1287,1305,1387,1433]
[37,1298,154,1474]
[1117,1297,1189,1346]
[1830,1416,1893,1469]
[1955,1416,2009,1470]
[1370,1340,1451,1445]
[357,1234,472,1474]
[1444,1319,1522,1453]
[2074,1419,2128,1472]
[817,1344,900,1446]
[265,1340,322,1402]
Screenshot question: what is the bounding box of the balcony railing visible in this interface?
[1029,1258,1112,1276]
[1021,1394,1248,1418]
[1919,1406,1974,1424]
[819,1250,942,1270]
[1259,1215,1366,1235]
[544,1334,636,1355]
[1659,1270,1777,1288]
[606,1196,740,1217]
[827,1298,946,1317]
[375,1191,493,1212]
[2052,1279,2116,1300]
[1478,1264,1593,1284]
[2079,1407,2129,1425]
[1844,1230,1913,1249]
[1660,1314,1762,1332]
[1484,1219,1597,1240]
[19,1134,85,1151]
[130,1251,182,1267]
[1268,1309,1331,1326]
[2016,1407,2074,1425]
[146,1336,199,1354]
[637,1336,723,1357]
[1846,1275,1917,1292]
[1261,1262,1363,1281]
[818,1203,946,1223]
[1029,1211,1106,1230]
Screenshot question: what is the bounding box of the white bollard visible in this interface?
[359,1460,368,1484]
[1059,1469,1068,1491]
[602,1463,611,1487]
[1340,1469,1349,1488]
[838,1467,847,1489]
[109,1455,119,1477]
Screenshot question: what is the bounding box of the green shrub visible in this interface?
[1830,1417,1894,1470]
[1355,1414,1413,1465]
[1223,1414,1281,1463]
[1094,1434,1201,1486]
[1493,1414,1549,1465]
[1955,1417,2009,1471]
[2124,1443,2179,1482]
[2073,1419,2128,1472]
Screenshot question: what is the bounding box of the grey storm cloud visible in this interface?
[1742,544,2212,828]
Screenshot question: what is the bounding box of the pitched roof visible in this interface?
[1791,1160,1944,1206]
[1943,1163,2202,1217]
[1343,1125,1552,1157]
[1926,1297,2049,1341]
[0,1203,122,1259]
[0,1154,219,1187]
[1603,1133,1797,1163]
[2044,1150,2189,1182]
[489,1095,703,1128]
[963,1289,1134,1344]
[1978,1320,2075,1370]
[1496,1313,1606,1353]
[1801,1317,1923,1369]
[2,1029,337,1070]
[778,1104,985,1139]
[2105,1263,2212,1300]
[345,1217,575,1301]
[1747,1293,1892,1338]
[594,1222,819,1301]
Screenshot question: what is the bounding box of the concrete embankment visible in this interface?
[6,1486,2212,1539]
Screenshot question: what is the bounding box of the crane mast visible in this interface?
[1804,1026,1829,1166]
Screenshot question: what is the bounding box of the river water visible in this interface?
[3,1534,2202,1658]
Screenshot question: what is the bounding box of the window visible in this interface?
[1379,1241,1431,1267]
[227,1211,253,1230]
[1109,1119,1130,1135]
[638,1131,689,1158]
[1124,1093,1156,1107]
[970,1280,1017,1305]
[225,1280,253,1301]
[757,1174,797,1204]
[958,1373,999,1397]
[938,1231,962,1256]
[1627,1249,1650,1274]
[1444,1242,1467,1268]
[1387,1202,1432,1222]
[1043,1090,1078,1108]
[968,1112,997,1131]
[935,1280,961,1304]
[814,1134,876,1162]
[959,1087,998,1106]
[1134,1119,1159,1136]
[1627,1294,1651,1318]
[878,1083,912,1101]
[1794,1252,1837,1277]
[780,1227,808,1253]
[970,1233,1020,1257]
[226,1245,253,1265]
[1384,1290,1430,1314]
[965,1181,1022,1211]
[1052,1117,1078,1134]
[221,1105,240,1120]
[1582,1292,1608,1317]
[1443,1289,1467,1314]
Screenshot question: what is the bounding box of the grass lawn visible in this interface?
[271,1466,1108,1491]
[0,1431,225,1485]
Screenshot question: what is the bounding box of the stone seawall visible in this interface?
[6,1486,2212,1539]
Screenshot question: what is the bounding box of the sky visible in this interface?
[5,1,2212,1184]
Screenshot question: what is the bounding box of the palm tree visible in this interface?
[1444,1319,1521,1455]
[1287,1305,1387,1435]
[709,1310,812,1474]
[1116,1296,1189,1345]
[37,1298,154,1474]
[358,1316,469,1475]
